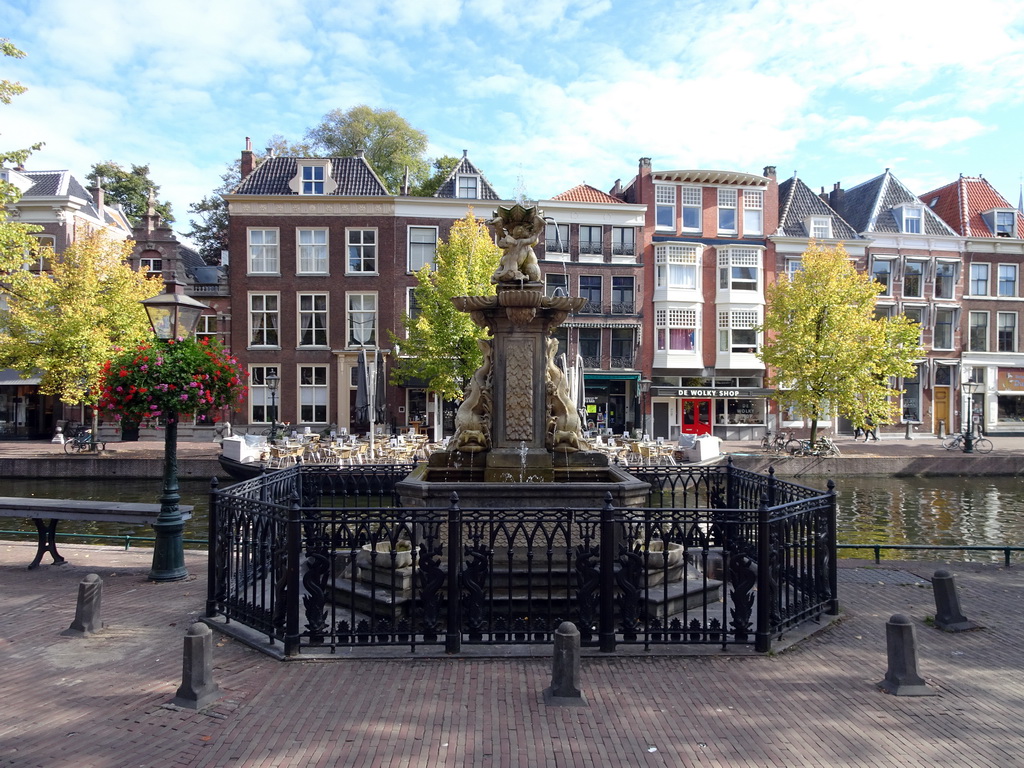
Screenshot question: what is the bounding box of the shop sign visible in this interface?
[676,388,740,397]
[998,369,1024,392]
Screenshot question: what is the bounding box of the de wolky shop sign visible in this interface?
[655,387,741,398]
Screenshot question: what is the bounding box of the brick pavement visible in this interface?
[1,540,1021,767]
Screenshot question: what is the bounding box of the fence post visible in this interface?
[599,493,616,653]
[445,492,462,654]
[205,476,219,618]
[826,479,839,616]
[284,496,302,656]
[725,456,738,509]
[755,493,772,652]
[766,466,777,509]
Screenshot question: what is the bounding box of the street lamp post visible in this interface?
[140,289,209,582]
[962,379,981,454]
[266,372,280,442]
[638,378,652,440]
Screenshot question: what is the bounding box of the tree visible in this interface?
[412,155,460,197]
[305,105,429,193]
[87,162,173,226]
[390,211,501,401]
[0,232,162,419]
[758,242,922,444]
[0,38,42,264]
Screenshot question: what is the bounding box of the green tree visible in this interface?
[758,242,922,443]
[0,38,42,263]
[87,161,173,226]
[0,232,161,421]
[305,105,429,193]
[412,155,460,197]
[390,211,501,401]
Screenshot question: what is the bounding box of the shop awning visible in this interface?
[0,369,41,386]
[584,372,641,382]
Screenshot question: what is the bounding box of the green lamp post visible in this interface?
[141,289,209,581]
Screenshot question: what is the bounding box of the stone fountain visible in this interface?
[398,204,649,509]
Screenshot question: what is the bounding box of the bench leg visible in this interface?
[29,518,66,569]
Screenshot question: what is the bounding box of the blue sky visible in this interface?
[3,0,1024,239]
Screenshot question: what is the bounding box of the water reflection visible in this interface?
[1,476,1023,562]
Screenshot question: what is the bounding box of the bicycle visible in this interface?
[760,430,791,454]
[942,432,992,454]
[63,426,105,454]
[789,435,841,457]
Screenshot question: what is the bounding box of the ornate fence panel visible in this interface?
[206,463,837,657]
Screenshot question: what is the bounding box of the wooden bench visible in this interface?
[0,497,194,569]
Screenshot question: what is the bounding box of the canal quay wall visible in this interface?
[0,436,1022,479]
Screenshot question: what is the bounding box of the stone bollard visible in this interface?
[904,421,914,440]
[171,623,221,710]
[932,570,982,632]
[543,621,587,706]
[61,573,102,636]
[877,614,936,696]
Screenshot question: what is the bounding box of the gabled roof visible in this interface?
[837,169,957,237]
[18,170,131,231]
[232,156,389,196]
[550,183,626,205]
[433,152,500,200]
[919,176,1024,238]
[776,177,860,240]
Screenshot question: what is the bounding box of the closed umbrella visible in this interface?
[375,350,387,422]
[355,349,369,423]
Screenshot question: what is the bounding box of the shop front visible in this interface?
[583,373,640,435]
[0,369,53,439]
[650,385,772,442]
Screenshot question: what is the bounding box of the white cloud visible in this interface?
[833,116,991,153]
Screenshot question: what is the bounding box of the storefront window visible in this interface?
[997,395,1024,423]
[715,398,766,425]
[902,366,921,422]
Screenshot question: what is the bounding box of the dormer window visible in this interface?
[805,216,832,239]
[289,160,337,196]
[894,204,924,234]
[457,175,478,198]
[982,208,1018,237]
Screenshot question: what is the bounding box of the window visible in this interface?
[249,293,279,347]
[579,276,601,313]
[250,366,279,423]
[872,258,894,296]
[579,226,602,256]
[408,226,437,272]
[248,229,279,274]
[742,190,763,235]
[995,210,1016,236]
[655,244,698,289]
[140,256,162,275]
[347,229,376,274]
[900,206,923,234]
[545,223,569,254]
[347,293,377,346]
[807,217,832,239]
[297,228,328,274]
[552,326,568,360]
[299,366,328,423]
[999,264,1017,297]
[718,248,760,292]
[578,329,601,367]
[718,189,737,234]
[28,235,54,272]
[301,165,324,194]
[903,306,925,344]
[903,260,925,298]
[298,293,328,347]
[969,312,989,352]
[407,287,421,323]
[785,258,802,278]
[655,185,675,230]
[611,227,635,257]
[874,304,895,321]
[681,187,701,231]
[998,312,1016,352]
[656,307,697,351]
[933,308,955,350]
[610,330,635,368]
[611,276,634,313]
[457,175,478,198]
[718,309,759,353]
[970,263,990,296]
[545,273,568,298]
[902,365,921,422]
[935,262,957,300]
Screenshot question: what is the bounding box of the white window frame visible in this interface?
[898,205,923,234]
[579,275,602,313]
[903,259,926,298]
[934,261,958,300]
[346,228,377,275]
[297,228,328,274]
[545,273,568,298]
[656,306,699,352]
[901,304,926,345]
[297,292,328,348]
[655,185,676,231]
[457,175,479,199]
[806,216,832,239]
[545,223,569,256]
[969,311,990,352]
[298,365,328,423]
[301,165,324,195]
[742,190,763,236]
[140,256,162,275]
[998,311,1017,353]
[611,226,635,258]
[871,257,895,297]
[785,258,803,278]
[718,309,759,353]
[408,225,438,273]
[932,307,957,350]
[249,292,280,348]
[998,263,1017,297]
[994,210,1016,236]
[680,186,702,231]
[250,365,280,424]
[347,292,377,347]
[717,188,738,235]
[579,225,603,257]
[655,243,699,290]
[248,228,279,274]
[969,263,990,296]
[717,247,761,292]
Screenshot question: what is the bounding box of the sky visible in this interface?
[3,0,1024,240]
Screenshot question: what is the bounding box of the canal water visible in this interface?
[1,475,1023,561]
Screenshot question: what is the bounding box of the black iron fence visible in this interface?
[206,462,837,657]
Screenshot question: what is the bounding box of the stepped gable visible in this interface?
[776,176,859,240]
[233,156,390,196]
[921,176,1024,238]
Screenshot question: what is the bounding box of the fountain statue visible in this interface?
[398,204,649,508]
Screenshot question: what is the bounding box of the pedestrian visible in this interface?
[864,416,878,442]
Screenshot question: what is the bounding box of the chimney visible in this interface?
[89,183,104,213]
[355,149,365,159]
[241,137,255,178]
[762,165,777,180]
[829,182,845,213]
[462,149,468,158]
[609,178,623,198]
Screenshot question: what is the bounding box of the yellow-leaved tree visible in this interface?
[758,242,923,444]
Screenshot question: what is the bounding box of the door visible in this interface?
[934,387,949,435]
[680,398,712,436]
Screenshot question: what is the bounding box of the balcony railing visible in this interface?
[579,242,603,255]
[579,300,603,314]
[610,355,635,369]
[581,355,601,368]
[610,301,635,314]
[611,244,635,256]
[544,238,569,253]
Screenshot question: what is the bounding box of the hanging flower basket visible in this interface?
[96,336,247,425]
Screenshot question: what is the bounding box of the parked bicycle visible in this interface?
[760,430,792,454]
[789,434,841,457]
[942,431,992,454]
[63,426,105,454]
